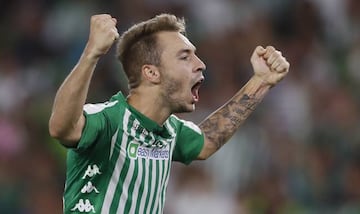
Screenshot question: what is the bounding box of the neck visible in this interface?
[126,88,171,126]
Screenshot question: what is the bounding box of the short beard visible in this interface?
[161,75,191,114]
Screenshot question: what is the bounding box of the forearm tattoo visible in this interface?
[199,84,269,151]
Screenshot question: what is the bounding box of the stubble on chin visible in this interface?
[162,78,192,114]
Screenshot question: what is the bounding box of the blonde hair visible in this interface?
[116,14,186,89]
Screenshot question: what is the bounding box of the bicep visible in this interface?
[196,134,218,160]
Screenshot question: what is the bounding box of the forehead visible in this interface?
[156,31,195,53]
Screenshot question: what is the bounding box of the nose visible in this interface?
[194,55,206,72]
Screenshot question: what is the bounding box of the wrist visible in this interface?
[83,43,102,61]
[237,76,271,103]
[250,75,273,89]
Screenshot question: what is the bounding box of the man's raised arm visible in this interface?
[49,14,119,147]
[197,46,290,160]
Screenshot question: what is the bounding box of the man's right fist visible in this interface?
[86,14,119,58]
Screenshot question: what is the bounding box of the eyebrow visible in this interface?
[176,48,196,57]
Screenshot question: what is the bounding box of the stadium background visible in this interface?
[1,0,360,213]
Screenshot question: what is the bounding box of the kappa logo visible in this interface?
[127,142,169,160]
[82,164,101,179]
[71,199,95,213]
[81,181,99,194]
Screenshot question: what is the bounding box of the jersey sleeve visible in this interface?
[172,119,204,165]
[74,101,119,152]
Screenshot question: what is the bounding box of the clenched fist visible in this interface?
[250,46,290,86]
[85,14,119,59]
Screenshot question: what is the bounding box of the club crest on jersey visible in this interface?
[128,142,169,160]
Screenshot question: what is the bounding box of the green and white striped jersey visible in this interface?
[63,92,204,214]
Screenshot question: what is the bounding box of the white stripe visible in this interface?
[160,141,175,213]
[101,109,131,213]
[116,112,138,213]
[145,160,157,214]
[151,160,163,213]
[165,120,176,141]
[116,153,136,213]
[182,120,202,134]
[138,158,149,214]
[150,120,176,213]
[129,118,136,140]
[171,114,202,135]
[109,130,119,160]
[148,131,157,145]
[128,133,146,213]
[156,146,169,213]
[156,121,174,212]
[159,120,177,213]
[83,101,118,114]
[156,120,177,213]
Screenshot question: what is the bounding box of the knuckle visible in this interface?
[91,15,98,22]
[100,14,111,19]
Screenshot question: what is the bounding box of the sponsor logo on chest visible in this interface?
[127,142,169,160]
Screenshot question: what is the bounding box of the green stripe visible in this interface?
[156,143,173,213]
[95,129,121,213]
[97,108,126,212]
[108,118,135,213]
[144,131,153,145]
[143,160,153,213]
[149,160,160,213]
[124,159,139,213]
[160,158,171,212]
[134,158,146,213]
[133,118,141,139]
[157,164,167,213]
[160,137,176,213]
[99,108,130,213]
[109,156,130,213]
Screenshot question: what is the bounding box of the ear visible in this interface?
[141,64,161,84]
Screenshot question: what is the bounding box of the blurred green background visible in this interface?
[1,0,360,213]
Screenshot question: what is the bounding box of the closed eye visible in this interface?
[177,48,194,61]
[180,55,190,60]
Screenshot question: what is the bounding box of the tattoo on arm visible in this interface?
[199,84,269,151]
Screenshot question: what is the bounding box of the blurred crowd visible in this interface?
[1,0,360,213]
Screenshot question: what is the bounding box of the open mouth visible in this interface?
[191,78,204,102]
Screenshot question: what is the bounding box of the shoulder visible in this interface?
[167,114,202,135]
[83,92,126,115]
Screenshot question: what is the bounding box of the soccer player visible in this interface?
[49,14,289,213]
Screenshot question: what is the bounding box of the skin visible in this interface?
[154,31,205,113]
[197,45,290,159]
[126,31,206,126]
[49,14,119,145]
[49,14,290,161]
